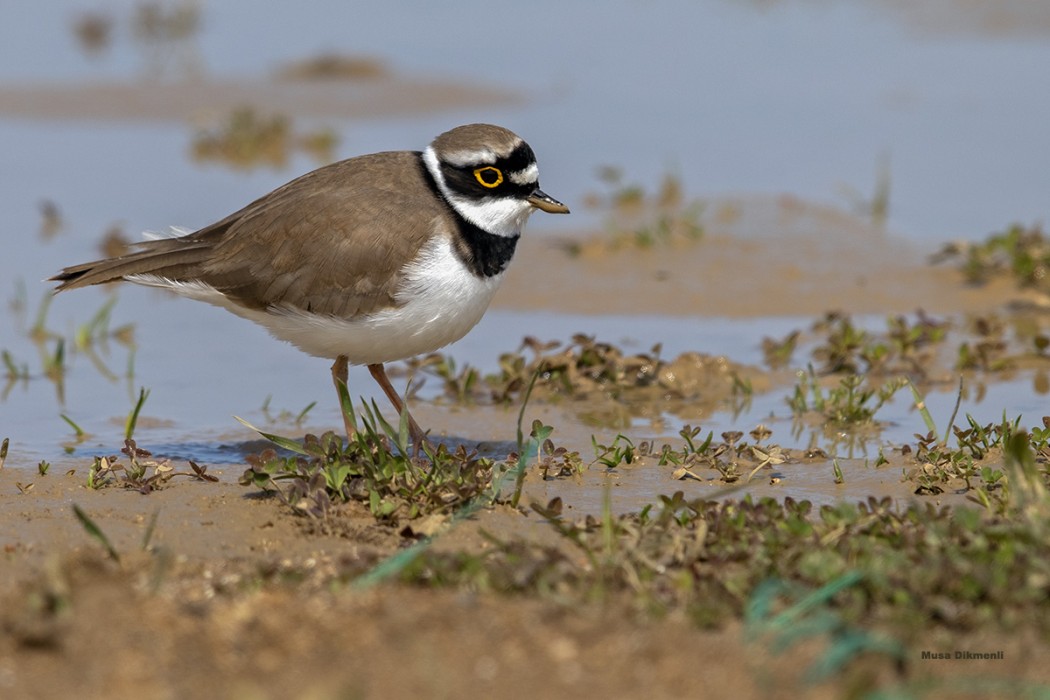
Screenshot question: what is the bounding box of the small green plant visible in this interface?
[657,425,792,485]
[260,395,317,427]
[934,222,1050,293]
[532,426,584,480]
[788,368,904,425]
[592,434,637,469]
[400,490,1050,655]
[124,387,150,440]
[761,330,799,369]
[904,381,1050,510]
[72,504,121,562]
[565,167,704,255]
[87,438,217,492]
[746,573,904,686]
[405,353,481,404]
[955,332,1011,372]
[2,349,29,381]
[832,459,844,484]
[238,402,498,522]
[191,106,339,170]
[73,297,132,351]
[807,311,948,378]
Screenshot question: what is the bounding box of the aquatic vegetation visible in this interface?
[86,438,217,492]
[1,287,138,400]
[411,334,751,408]
[787,368,906,426]
[239,419,497,523]
[275,53,387,81]
[2,350,29,381]
[238,396,577,523]
[761,329,799,369]
[563,167,704,256]
[191,107,339,170]
[904,412,1050,510]
[955,314,1012,371]
[399,492,1050,643]
[259,395,317,427]
[806,310,949,378]
[655,424,791,484]
[934,222,1050,295]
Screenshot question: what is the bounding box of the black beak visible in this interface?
[527,189,570,214]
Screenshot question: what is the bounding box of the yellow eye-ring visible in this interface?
[473,166,503,188]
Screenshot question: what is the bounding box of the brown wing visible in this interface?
[54,151,447,319]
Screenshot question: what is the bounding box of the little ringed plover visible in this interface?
[51,123,569,449]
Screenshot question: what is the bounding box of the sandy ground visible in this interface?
[498,194,1030,318]
[0,76,519,123]
[3,192,1047,698]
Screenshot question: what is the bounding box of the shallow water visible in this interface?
[4,2,1050,244]
[2,1,1050,498]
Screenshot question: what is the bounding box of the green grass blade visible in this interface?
[906,379,938,436]
[141,509,160,551]
[509,369,544,508]
[336,375,357,434]
[942,376,964,445]
[60,413,86,438]
[124,387,150,440]
[73,503,121,563]
[75,296,117,350]
[370,399,408,454]
[234,416,309,455]
[354,368,548,588]
[397,402,410,453]
[351,538,433,590]
[294,401,317,425]
[31,291,53,339]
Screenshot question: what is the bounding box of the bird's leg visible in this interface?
[368,362,428,456]
[330,355,356,441]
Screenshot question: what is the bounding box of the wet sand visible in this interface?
[3,193,1047,698]
[0,76,519,123]
[498,195,1029,318]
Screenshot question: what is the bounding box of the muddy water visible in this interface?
[3,206,1044,513]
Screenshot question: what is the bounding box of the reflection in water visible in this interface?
[275,54,388,81]
[70,1,205,78]
[836,151,891,230]
[568,168,705,257]
[1,289,137,409]
[873,0,1050,38]
[731,0,1050,38]
[132,0,205,78]
[71,11,114,57]
[98,225,131,260]
[190,107,339,171]
[37,200,63,241]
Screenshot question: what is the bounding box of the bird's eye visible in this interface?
[473,166,503,188]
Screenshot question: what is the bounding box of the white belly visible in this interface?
[129,236,503,365]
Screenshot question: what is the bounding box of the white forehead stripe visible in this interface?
[442,148,498,167]
[440,141,523,168]
[508,163,539,186]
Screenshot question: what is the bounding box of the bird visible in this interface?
[51,123,569,450]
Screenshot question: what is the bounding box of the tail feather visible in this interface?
[50,239,213,292]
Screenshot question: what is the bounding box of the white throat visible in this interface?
[423,146,535,238]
